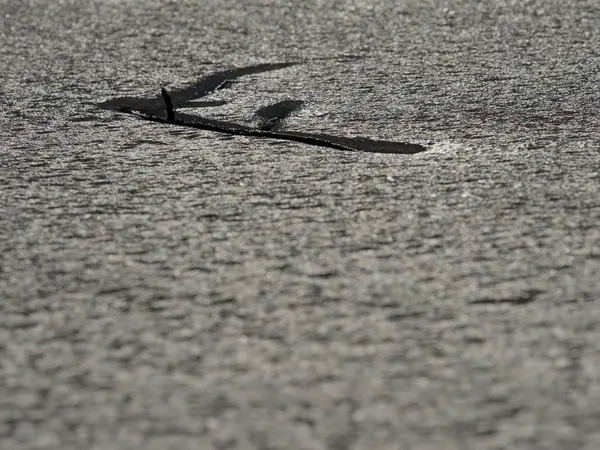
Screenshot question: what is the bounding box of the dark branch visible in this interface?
[161,87,175,122]
[126,109,427,155]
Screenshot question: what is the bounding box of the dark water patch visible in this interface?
[469,289,543,306]
[121,139,167,149]
[70,115,100,123]
[137,139,167,145]
[307,54,364,63]
[387,311,424,321]
[255,100,305,131]
[182,133,206,140]
[182,100,229,108]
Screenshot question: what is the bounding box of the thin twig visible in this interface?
[161,87,175,122]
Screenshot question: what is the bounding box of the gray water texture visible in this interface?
[1,1,600,449]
